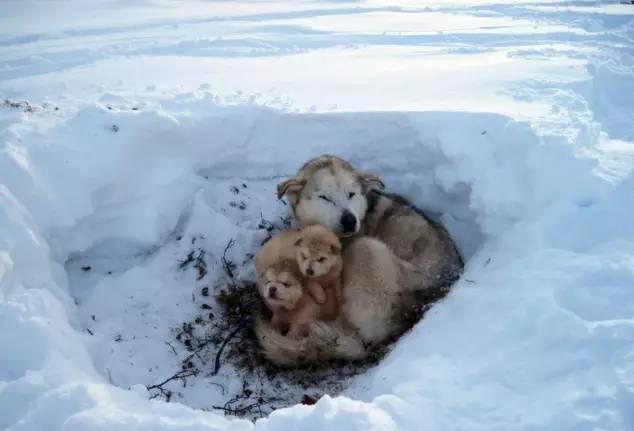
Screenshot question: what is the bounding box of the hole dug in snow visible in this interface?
[69,185,472,421]
[63,102,581,421]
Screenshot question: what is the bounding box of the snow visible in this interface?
[1,0,634,430]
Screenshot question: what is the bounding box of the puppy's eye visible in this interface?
[348,192,356,199]
[317,257,326,263]
[282,282,289,287]
[301,254,308,260]
[318,195,332,203]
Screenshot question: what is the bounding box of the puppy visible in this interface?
[255,229,300,277]
[255,228,327,305]
[294,225,344,305]
[257,259,337,338]
[255,236,416,365]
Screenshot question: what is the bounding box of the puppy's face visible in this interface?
[295,227,342,278]
[258,267,304,309]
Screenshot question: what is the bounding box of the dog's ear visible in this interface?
[294,237,303,246]
[357,171,385,193]
[277,177,306,201]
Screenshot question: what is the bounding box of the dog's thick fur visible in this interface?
[257,259,337,339]
[255,155,464,366]
[255,237,413,365]
[295,225,344,305]
[255,229,301,275]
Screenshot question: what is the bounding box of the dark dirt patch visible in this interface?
[4,99,35,113]
[3,99,60,113]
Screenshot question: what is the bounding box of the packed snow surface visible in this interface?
[1,0,634,430]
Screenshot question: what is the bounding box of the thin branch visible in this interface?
[211,317,251,375]
[146,370,196,392]
[165,342,178,356]
[221,239,237,280]
[178,251,195,269]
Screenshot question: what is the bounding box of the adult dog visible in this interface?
[254,155,463,366]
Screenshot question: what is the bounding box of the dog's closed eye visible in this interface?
[317,257,326,263]
[348,192,356,199]
[318,195,333,203]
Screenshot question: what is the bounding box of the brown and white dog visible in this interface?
[276,155,463,290]
[254,155,464,366]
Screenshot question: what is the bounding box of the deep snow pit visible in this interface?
[12,92,611,426]
[3,1,634,428]
[58,98,497,420]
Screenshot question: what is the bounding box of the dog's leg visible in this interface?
[305,280,327,304]
[333,275,344,304]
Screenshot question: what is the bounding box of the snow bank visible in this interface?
[2,0,634,429]
[1,90,633,430]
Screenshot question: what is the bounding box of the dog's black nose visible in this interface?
[306,268,314,276]
[340,210,357,233]
[269,286,277,298]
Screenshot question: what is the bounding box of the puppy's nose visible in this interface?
[268,286,277,298]
[306,268,314,276]
[340,210,357,233]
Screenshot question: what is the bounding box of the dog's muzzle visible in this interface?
[340,210,357,234]
[268,286,278,299]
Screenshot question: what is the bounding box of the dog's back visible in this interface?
[364,190,464,289]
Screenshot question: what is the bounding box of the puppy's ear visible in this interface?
[294,238,303,246]
[277,177,306,201]
[357,171,385,193]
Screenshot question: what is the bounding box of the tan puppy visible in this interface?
[294,225,344,305]
[257,259,336,338]
[255,228,327,305]
[255,229,300,277]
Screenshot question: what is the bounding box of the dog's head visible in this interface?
[277,155,384,236]
[294,225,342,278]
[257,259,305,309]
